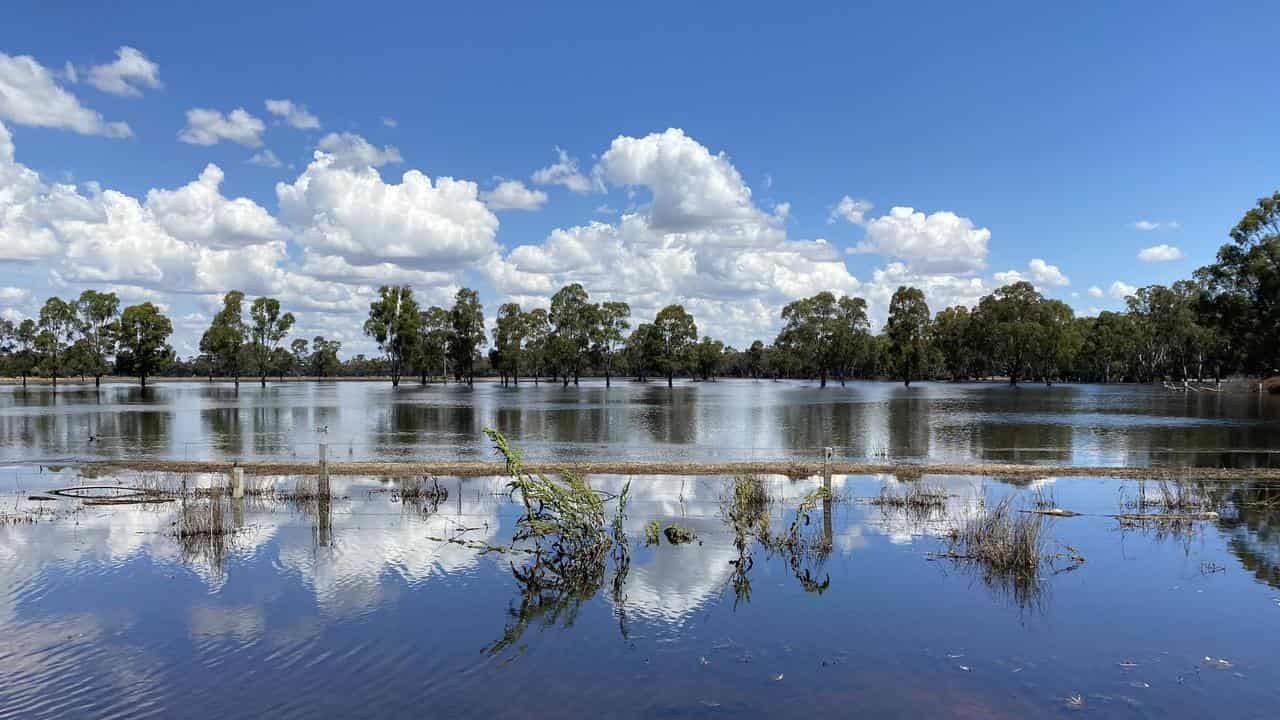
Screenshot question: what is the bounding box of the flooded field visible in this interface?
[1,380,1277,467]
[3,462,1280,718]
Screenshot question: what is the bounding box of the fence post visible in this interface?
[318,442,329,489]
[230,463,244,499]
[822,447,833,488]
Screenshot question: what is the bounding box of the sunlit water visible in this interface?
[1,379,1277,467]
[2,468,1279,719]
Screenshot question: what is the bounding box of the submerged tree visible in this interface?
[885,286,931,386]
[76,290,120,387]
[200,291,248,385]
[363,285,421,387]
[594,300,631,387]
[248,296,295,387]
[449,288,486,386]
[116,302,174,389]
[37,296,78,386]
[653,304,697,387]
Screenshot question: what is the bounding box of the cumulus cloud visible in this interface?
[1088,285,1103,298]
[853,206,991,274]
[85,46,161,97]
[481,179,547,211]
[1132,219,1179,231]
[828,195,872,225]
[178,108,265,147]
[144,164,289,249]
[247,149,283,168]
[996,258,1069,287]
[277,136,498,270]
[863,262,988,327]
[265,98,320,130]
[491,129,861,344]
[531,147,595,193]
[1137,243,1183,262]
[0,52,131,137]
[314,132,401,168]
[1108,280,1137,299]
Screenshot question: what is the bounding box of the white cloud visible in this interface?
[314,132,401,168]
[1132,219,1179,231]
[265,98,320,130]
[277,138,498,270]
[381,116,397,128]
[1029,258,1069,286]
[0,120,104,260]
[85,46,161,97]
[247,149,283,168]
[178,108,265,147]
[828,195,872,225]
[853,206,991,274]
[863,262,988,327]
[1088,285,1103,298]
[1137,243,1183,262]
[481,179,548,211]
[0,287,30,304]
[993,269,1025,285]
[0,52,131,137]
[1108,280,1137,299]
[144,163,289,249]
[531,147,595,193]
[492,129,861,344]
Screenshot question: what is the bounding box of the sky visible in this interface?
[1,1,1278,357]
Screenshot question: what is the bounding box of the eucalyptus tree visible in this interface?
[248,296,295,387]
[1195,190,1280,373]
[310,336,342,378]
[932,305,973,381]
[200,290,248,385]
[9,319,38,387]
[75,290,120,387]
[625,322,660,382]
[37,296,78,386]
[653,304,697,387]
[972,281,1042,386]
[363,285,421,387]
[448,288,486,386]
[1083,311,1134,383]
[522,308,550,383]
[831,295,871,385]
[693,336,725,380]
[593,301,631,387]
[290,338,310,376]
[548,283,595,385]
[418,306,451,383]
[885,286,931,386]
[1030,298,1079,384]
[492,302,528,385]
[744,340,765,378]
[116,303,173,389]
[776,292,837,386]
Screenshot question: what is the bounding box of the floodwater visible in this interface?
[2,468,1279,719]
[1,379,1277,467]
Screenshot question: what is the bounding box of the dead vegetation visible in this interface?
[663,523,696,544]
[172,494,241,574]
[871,482,948,512]
[933,494,1085,609]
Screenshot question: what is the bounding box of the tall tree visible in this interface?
[693,336,725,380]
[116,303,173,389]
[653,304,697,387]
[448,288,486,386]
[973,281,1043,386]
[10,319,38,387]
[310,336,342,378]
[594,301,630,387]
[417,306,451,383]
[248,296,295,387]
[290,338,310,376]
[522,308,550,384]
[492,302,527,386]
[885,286,931,386]
[932,305,973,381]
[832,295,871,385]
[200,291,247,385]
[363,285,421,387]
[37,296,78,386]
[76,290,120,387]
[548,283,595,385]
[776,292,837,386]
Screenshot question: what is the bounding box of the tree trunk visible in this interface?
[140,372,147,389]
[95,375,101,388]
[667,371,673,388]
[605,370,611,387]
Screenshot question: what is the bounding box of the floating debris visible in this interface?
[663,523,696,545]
[1202,656,1234,670]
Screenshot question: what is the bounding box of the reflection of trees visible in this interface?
[1218,484,1280,589]
[721,476,833,607]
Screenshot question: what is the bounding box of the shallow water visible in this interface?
[1,379,1277,467]
[2,468,1279,719]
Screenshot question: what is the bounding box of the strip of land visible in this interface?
[85,458,1280,481]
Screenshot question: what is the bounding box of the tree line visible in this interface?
[2,190,1276,387]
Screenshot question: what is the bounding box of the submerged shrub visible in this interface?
[663,523,696,545]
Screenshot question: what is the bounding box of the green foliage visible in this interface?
[248,296,295,386]
[885,286,930,386]
[653,304,697,386]
[364,285,421,386]
[116,302,174,388]
[200,291,247,382]
[643,520,661,546]
[448,288,486,384]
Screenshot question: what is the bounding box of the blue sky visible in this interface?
[2,1,1278,355]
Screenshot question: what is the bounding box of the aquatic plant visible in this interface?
[643,520,661,546]
[871,482,947,511]
[663,523,696,544]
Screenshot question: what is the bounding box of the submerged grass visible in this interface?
[871,482,948,511]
